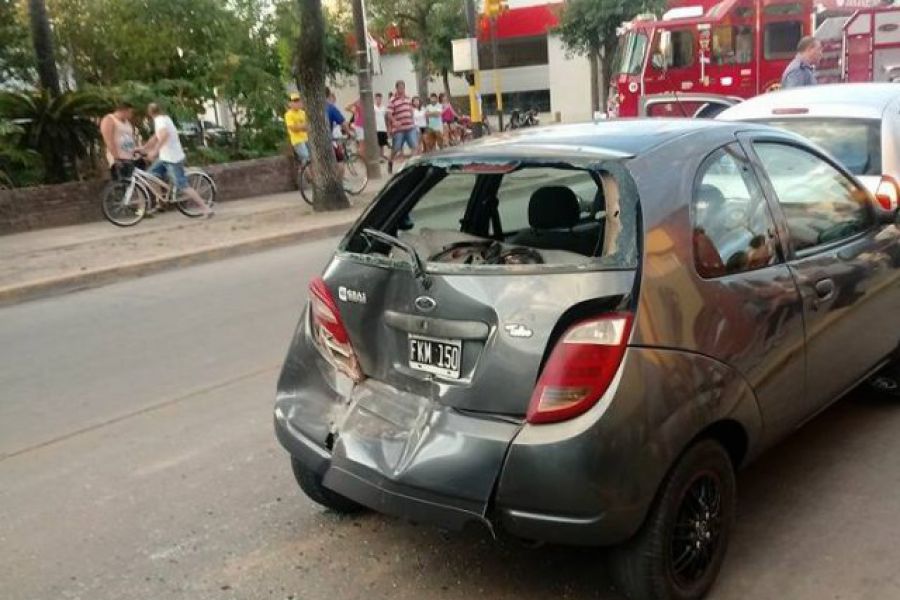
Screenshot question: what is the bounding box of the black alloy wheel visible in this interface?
[668,472,724,590]
[610,439,736,600]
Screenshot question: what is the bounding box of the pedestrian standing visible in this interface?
[781,36,823,89]
[284,92,309,164]
[374,93,388,163]
[386,80,418,173]
[424,93,444,152]
[440,93,460,145]
[100,101,137,180]
[345,97,366,159]
[412,96,427,153]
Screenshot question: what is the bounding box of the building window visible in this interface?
[764,21,803,59]
[478,36,548,69]
[481,89,551,114]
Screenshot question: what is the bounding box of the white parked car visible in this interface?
[718,83,900,210]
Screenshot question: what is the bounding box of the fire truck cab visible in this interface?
[609,0,815,117]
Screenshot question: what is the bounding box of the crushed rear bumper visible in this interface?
[275,378,520,533]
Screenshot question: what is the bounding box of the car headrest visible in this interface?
[528,186,580,230]
[697,184,726,208]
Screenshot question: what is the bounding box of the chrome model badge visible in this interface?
[338,286,367,304]
[414,295,437,312]
[504,323,533,338]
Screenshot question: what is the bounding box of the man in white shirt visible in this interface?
[141,103,213,217]
[374,93,388,162]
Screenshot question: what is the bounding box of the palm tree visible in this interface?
[0,120,39,188]
[0,90,109,182]
[28,0,61,96]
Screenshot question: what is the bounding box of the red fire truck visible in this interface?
[607,0,900,118]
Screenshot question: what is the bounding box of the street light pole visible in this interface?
[464,0,484,138]
[490,16,503,132]
[351,0,381,179]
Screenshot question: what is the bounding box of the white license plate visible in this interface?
[408,334,462,379]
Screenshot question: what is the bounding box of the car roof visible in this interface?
[426,119,748,162]
[718,83,900,121]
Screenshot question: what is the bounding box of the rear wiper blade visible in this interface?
[361,228,432,290]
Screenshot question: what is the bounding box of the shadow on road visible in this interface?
[290,387,900,600]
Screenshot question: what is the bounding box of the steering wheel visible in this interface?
[429,240,494,263]
[483,244,545,265]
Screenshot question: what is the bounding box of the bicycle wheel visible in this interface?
[298,162,314,205]
[342,154,369,195]
[176,172,216,217]
[101,179,148,227]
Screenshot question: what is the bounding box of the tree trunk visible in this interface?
[442,69,452,101]
[601,40,617,110]
[296,0,349,212]
[28,0,61,97]
[588,49,600,115]
[415,51,429,98]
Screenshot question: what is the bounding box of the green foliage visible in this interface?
[272,0,353,84]
[0,119,42,187]
[0,0,35,85]
[49,0,229,89]
[0,89,110,182]
[558,0,665,57]
[422,0,467,79]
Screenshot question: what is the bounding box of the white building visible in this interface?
[332,0,595,127]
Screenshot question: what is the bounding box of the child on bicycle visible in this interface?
[140,103,213,218]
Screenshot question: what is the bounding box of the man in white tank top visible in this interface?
[100,101,137,180]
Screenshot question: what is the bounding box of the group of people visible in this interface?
[284,80,465,175]
[100,101,213,217]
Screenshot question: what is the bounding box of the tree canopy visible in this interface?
[557,0,664,108]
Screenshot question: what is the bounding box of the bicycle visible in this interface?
[298,136,368,206]
[101,160,217,227]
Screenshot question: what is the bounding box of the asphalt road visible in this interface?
[3,238,900,600]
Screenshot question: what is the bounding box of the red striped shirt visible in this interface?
[388,95,415,131]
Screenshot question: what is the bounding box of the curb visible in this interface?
[0,218,357,307]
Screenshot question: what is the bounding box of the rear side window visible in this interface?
[754,143,873,253]
[750,118,882,175]
[693,144,780,278]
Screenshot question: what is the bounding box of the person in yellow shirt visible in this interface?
[284,92,309,163]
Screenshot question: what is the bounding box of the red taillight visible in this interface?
[308,277,362,382]
[875,175,899,211]
[527,313,633,425]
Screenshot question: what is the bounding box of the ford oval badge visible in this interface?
[414,296,437,312]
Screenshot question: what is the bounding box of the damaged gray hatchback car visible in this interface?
[275,120,900,600]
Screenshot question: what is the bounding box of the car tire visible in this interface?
[290,457,366,514]
[609,439,736,600]
[867,363,900,399]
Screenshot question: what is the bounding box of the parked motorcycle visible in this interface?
[504,108,540,131]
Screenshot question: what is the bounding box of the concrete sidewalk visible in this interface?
[0,185,381,306]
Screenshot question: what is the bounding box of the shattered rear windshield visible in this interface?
[341,158,640,273]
